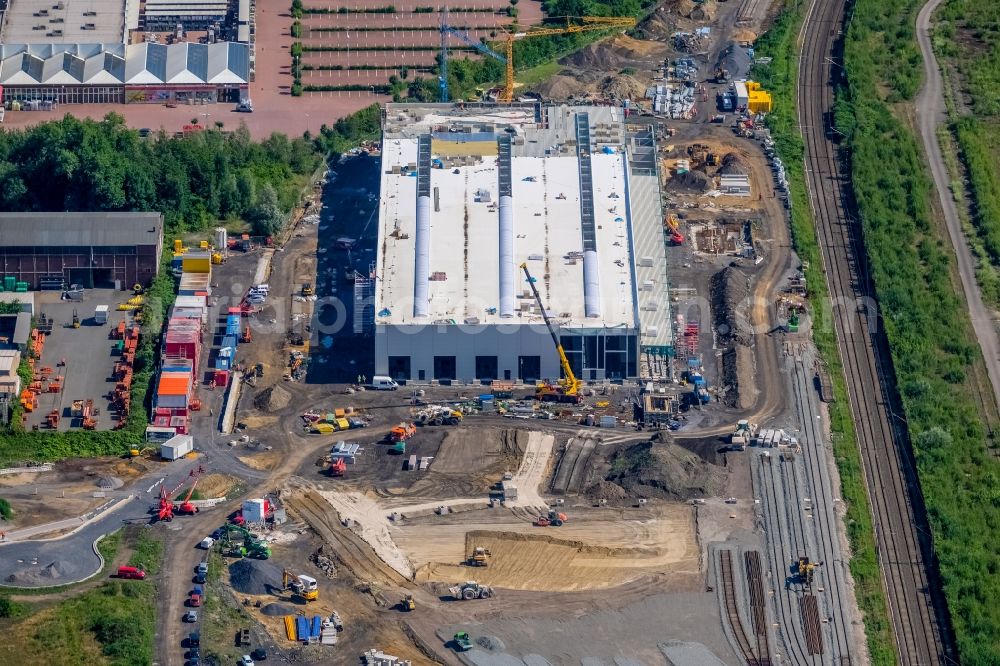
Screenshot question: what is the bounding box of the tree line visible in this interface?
[0,114,319,234]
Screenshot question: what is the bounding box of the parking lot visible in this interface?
[24,289,136,433]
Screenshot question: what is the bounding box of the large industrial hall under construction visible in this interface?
[372,103,673,384]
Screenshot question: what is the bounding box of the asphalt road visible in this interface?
[916,0,1000,411]
[0,451,252,588]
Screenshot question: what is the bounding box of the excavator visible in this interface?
[282,569,319,601]
[519,263,582,404]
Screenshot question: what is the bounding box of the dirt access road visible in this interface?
[915,0,1000,414]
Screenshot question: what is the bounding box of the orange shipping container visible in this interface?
[157,374,190,396]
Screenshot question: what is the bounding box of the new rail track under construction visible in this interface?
[797,0,956,662]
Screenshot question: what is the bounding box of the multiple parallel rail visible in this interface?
[797,0,955,661]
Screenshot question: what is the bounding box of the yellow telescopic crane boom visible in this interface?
[499,16,637,103]
[519,263,580,398]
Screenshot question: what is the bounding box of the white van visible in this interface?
[371,376,398,391]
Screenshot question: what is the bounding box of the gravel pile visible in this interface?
[229,559,282,595]
[719,153,750,176]
[254,385,291,412]
[477,635,506,651]
[6,560,75,585]
[261,603,297,616]
[668,170,713,193]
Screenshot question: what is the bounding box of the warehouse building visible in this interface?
[372,103,673,383]
[0,212,164,290]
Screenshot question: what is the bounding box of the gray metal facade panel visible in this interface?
[0,212,163,248]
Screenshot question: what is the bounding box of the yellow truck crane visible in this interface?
[519,263,582,404]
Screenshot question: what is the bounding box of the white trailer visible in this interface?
[160,434,193,460]
[94,305,109,325]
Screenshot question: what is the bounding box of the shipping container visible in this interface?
[181,252,212,274]
[161,434,194,460]
[94,305,109,324]
[155,372,191,408]
[178,272,211,296]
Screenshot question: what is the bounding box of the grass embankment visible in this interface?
[751,7,895,664]
[0,527,161,665]
[201,550,253,665]
[833,0,1000,659]
[933,0,1000,308]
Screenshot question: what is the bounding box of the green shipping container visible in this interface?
[3,276,15,291]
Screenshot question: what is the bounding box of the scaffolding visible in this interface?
[353,262,375,334]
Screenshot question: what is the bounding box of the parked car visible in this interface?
[250,648,267,661]
[199,537,215,550]
[184,610,198,623]
[239,656,256,666]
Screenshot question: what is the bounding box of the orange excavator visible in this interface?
[329,457,347,477]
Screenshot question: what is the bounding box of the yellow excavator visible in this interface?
[519,263,581,404]
[282,569,319,601]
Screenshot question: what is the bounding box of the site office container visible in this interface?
[156,372,192,408]
[151,408,190,434]
[181,252,212,274]
[213,369,230,388]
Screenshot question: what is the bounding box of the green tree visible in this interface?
[247,184,284,236]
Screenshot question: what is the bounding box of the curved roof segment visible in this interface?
[0,42,249,86]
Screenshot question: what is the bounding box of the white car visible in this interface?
[239,656,255,666]
[199,537,215,550]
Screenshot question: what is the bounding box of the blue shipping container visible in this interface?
[295,616,309,642]
[215,355,232,371]
[310,616,322,638]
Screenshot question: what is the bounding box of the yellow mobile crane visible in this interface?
[498,17,636,103]
[519,263,582,403]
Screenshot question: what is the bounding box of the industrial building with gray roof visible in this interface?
[0,212,164,291]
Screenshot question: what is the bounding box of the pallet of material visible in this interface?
[284,616,296,641]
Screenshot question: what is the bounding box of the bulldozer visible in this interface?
[466,546,491,567]
[416,405,463,426]
[796,556,822,586]
[283,569,319,601]
[448,581,494,601]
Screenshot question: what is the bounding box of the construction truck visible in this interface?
[388,422,416,442]
[415,405,463,426]
[448,581,494,600]
[519,264,582,404]
[283,569,319,601]
[730,419,758,450]
[466,546,491,567]
[796,556,822,586]
[535,509,568,527]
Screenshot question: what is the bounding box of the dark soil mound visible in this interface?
[229,559,281,595]
[604,441,726,500]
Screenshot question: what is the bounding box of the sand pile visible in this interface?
[254,384,291,412]
[229,559,282,595]
[585,480,628,503]
[600,74,646,101]
[534,74,589,100]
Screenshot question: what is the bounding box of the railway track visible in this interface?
[797,0,955,661]
[719,549,772,666]
[790,359,855,660]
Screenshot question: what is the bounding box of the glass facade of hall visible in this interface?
[3,86,125,104]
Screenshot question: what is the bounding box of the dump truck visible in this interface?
[466,546,491,567]
[416,405,463,426]
[388,422,416,442]
[448,581,494,600]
